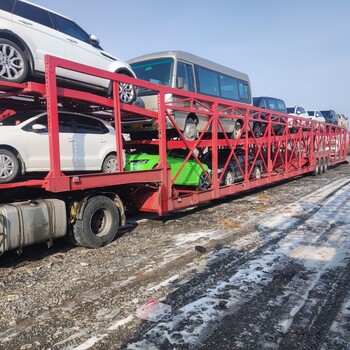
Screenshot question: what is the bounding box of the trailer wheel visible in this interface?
[183,117,198,141]
[313,159,320,176]
[324,158,328,172]
[0,39,29,83]
[72,196,120,248]
[319,158,325,174]
[0,148,19,183]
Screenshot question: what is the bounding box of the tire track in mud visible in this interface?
[124,179,350,349]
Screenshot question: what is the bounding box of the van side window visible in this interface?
[238,82,250,102]
[0,0,15,12]
[177,62,195,92]
[13,2,53,28]
[196,66,220,97]
[220,75,239,100]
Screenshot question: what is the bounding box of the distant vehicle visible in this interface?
[252,96,287,135]
[0,0,136,103]
[336,113,348,129]
[200,148,262,185]
[0,110,122,183]
[126,50,252,140]
[287,105,310,131]
[124,150,211,190]
[320,110,338,125]
[307,110,326,130]
[307,110,326,123]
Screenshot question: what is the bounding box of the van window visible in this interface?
[13,2,53,28]
[177,61,195,92]
[130,58,173,87]
[196,66,220,97]
[220,75,239,100]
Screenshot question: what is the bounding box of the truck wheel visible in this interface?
[324,158,328,172]
[319,158,325,174]
[0,39,29,83]
[72,196,120,248]
[252,165,262,179]
[0,148,19,183]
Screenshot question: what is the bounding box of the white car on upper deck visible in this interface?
[0,0,136,103]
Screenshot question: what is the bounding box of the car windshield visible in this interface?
[130,58,174,87]
[0,111,42,126]
[308,111,315,116]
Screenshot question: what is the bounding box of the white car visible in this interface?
[0,110,124,183]
[287,105,310,131]
[0,0,136,103]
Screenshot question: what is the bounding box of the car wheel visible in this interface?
[0,148,20,183]
[253,122,262,138]
[72,195,120,248]
[252,165,262,179]
[183,117,198,141]
[0,39,29,83]
[231,121,242,139]
[223,170,235,185]
[102,154,118,173]
[119,81,136,104]
[197,171,211,191]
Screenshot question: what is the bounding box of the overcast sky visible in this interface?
[32,0,350,116]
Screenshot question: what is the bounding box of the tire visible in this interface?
[102,154,118,173]
[252,123,262,138]
[108,72,136,104]
[183,117,198,141]
[223,170,235,185]
[72,195,120,248]
[324,158,328,172]
[231,121,242,139]
[0,148,20,183]
[252,165,262,179]
[0,39,29,83]
[319,158,325,174]
[313,159,319,176]
[197,171,211,191]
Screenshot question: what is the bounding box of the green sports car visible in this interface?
[125,151,211,190]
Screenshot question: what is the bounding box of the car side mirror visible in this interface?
[32,124,47,132]
[89,34,100,47]
[177,77,185,89]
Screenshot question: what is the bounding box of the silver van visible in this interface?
[125,51,252,140]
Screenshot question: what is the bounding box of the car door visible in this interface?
[72,115,115,171]
[23,113,75,171]
[11,1,65,74]
[50,13,111,88]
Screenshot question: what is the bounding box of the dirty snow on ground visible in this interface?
[123,178,350,349]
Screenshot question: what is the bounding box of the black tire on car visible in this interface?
[72,195,120,248]
[0,148,20,183]
[0,39,29,83]
[102,154,118,173]
[108,72,136,104]
[231,121,242,139]
[197,171,211,191]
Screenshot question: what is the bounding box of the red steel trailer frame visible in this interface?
[0,55,348,221]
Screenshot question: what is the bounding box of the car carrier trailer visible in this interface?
[0,55,348,254]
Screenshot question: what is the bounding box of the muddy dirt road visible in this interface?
[0,161,349,350]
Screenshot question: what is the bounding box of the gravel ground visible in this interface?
[0,160,349,350]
